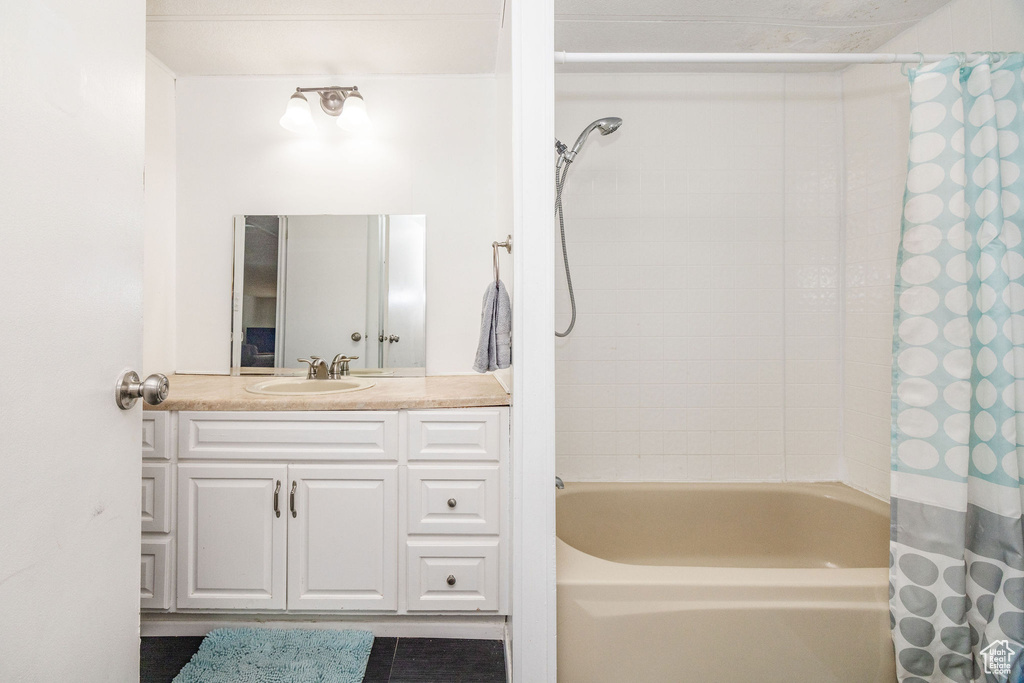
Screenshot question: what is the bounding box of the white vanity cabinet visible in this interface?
[141,412,173,610]
[176,462,398,611]
[287,465,398,611]
[141,406,508,620]
[176,463,288,610]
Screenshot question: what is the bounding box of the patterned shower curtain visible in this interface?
[891,53,1024,683]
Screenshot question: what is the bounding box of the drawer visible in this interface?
[407,466,500,535]
[142,412,170,461]
[141,538,172,610]
[142,463,171,533]
[178,411,398,461]
[406,542,498,612]
[407,410,502,462]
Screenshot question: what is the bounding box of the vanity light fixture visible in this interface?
[279,86,369,133]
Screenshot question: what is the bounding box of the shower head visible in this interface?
[594,117,624,136]
[561,117,623,164]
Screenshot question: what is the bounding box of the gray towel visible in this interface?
[473,279,511,373]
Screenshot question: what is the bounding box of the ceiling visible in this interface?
[145,0,506,76]
[556,0,954,72]
[147,0,954,76]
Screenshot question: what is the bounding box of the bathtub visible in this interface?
[556,482,895,683]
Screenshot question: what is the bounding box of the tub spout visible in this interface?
[555,476,564,490]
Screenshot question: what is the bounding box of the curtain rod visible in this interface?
[554,51,951,65]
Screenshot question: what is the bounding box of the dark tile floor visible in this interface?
[141,635,506,683]
[140,637,205,683]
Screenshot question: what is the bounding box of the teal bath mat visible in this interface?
[172,627,374,683]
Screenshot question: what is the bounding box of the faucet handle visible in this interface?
[329,354,359,378]
[297,357,321,379]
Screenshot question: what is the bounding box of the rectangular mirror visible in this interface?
[231,214,426,375]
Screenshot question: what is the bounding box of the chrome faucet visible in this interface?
[329,354,359,378]
[555,476,564,490]
[297,356,329,379]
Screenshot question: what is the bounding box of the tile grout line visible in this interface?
[386,637,400,682]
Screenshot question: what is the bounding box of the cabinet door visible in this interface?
[141,538,172,611]
[176,463,287,610]
[141,463,171,533]
[287,465,397,611]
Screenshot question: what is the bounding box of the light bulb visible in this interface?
[337,92,370,131]
[279,92,315,133]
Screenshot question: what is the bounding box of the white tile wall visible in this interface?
[554,73,843,483]
[841,0,1024,499]
[554,0,1024,492]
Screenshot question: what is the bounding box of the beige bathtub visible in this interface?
[556,482,896,683]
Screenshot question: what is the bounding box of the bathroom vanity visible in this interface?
[140,374,510,635]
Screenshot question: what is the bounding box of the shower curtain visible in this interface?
[891,53,1024,682]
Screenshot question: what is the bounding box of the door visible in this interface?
[283,215,370,367]
[177,463,288,610]
[382,214,427,368]
[287,465,397,610]
[0,1,145,680]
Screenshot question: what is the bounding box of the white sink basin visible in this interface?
[245,377,376,396]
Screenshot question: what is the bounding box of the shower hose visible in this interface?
[555,160,575,337]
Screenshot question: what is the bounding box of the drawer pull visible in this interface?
[446,575,457,586]
[273,480,281,518]
[447,498,457,508]
[290,481,297,518]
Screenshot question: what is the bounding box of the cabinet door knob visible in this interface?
[446,575,456,586]
[447,498,457,508]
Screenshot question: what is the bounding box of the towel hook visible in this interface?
[492,235,512,283]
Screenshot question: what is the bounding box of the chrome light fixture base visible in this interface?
[317,89,345,116]
[281,86,368,132]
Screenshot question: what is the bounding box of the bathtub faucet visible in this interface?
[555,476,564,490]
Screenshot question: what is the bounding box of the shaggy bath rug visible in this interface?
[172,627,374,683]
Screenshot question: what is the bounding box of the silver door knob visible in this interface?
[388,335,400,343]
[116,370,169,410]
[351,332,362,342]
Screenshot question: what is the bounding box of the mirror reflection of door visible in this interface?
[282,215,368,368]
[230,214,426,375]
[237,216,280,369]
[385,215,426,368]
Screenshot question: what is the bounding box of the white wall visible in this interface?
[554,73,843,483]
[506,0,558,678]
[175,75,498,374]
[143,54,177,375]
[494,4,515,396]
[841,0,1024,499]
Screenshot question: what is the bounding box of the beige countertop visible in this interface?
[145,373,511,411]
